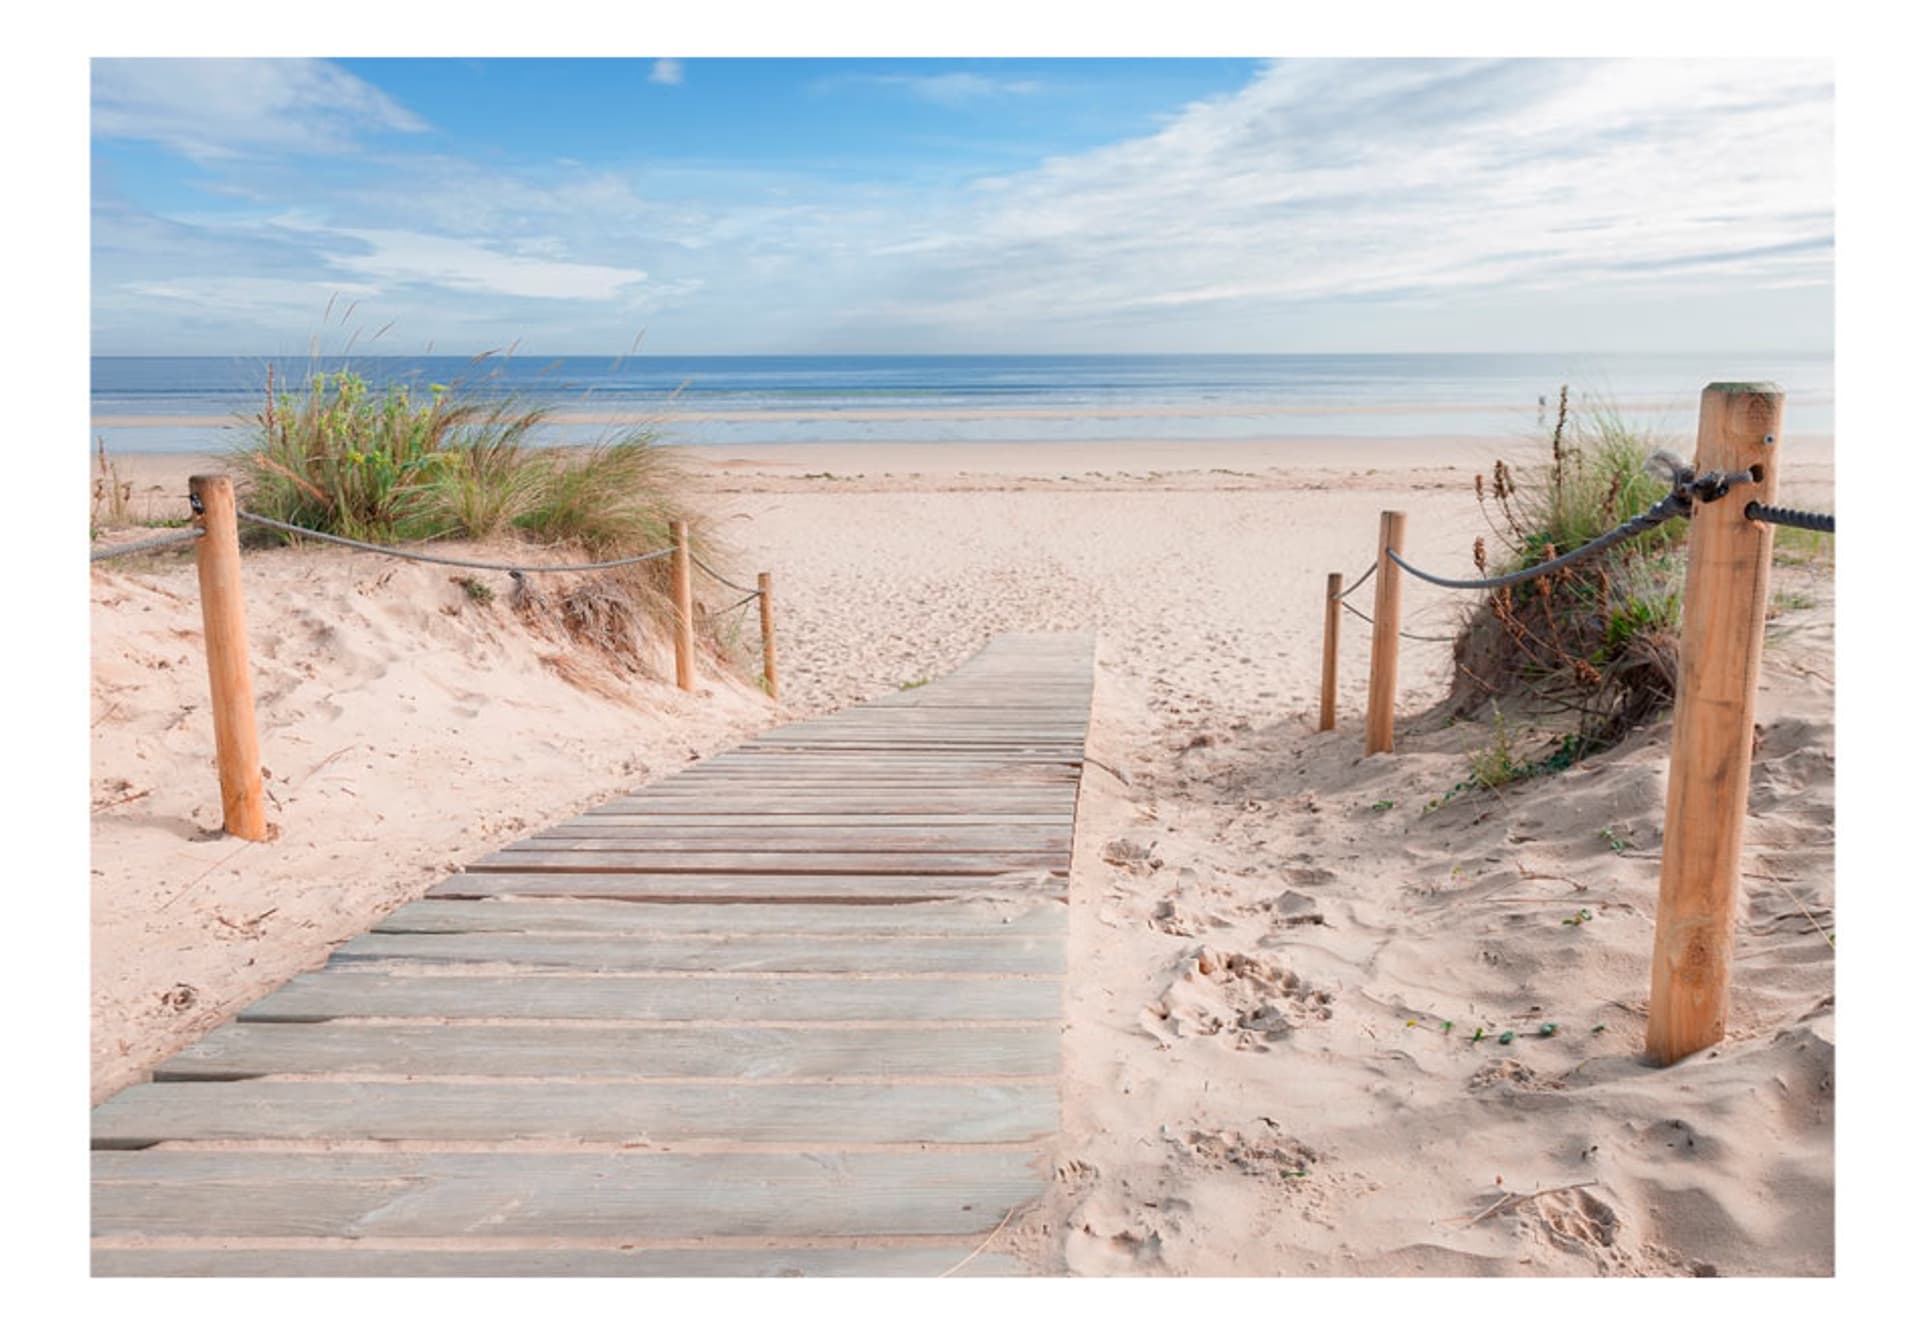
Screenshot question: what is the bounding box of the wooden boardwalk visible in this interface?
[91,633,1094,1277]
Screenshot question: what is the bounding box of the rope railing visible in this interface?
[1382,462,1763,593]
[1746,501,1835,534]
[94,473,785,849]
[234,510,677,574]
[1313,383,1831,1069]
[689,549,762,597]
[90,529,202,563]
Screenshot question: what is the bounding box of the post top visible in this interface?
[1703,381,1784,398]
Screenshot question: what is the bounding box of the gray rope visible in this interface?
[236,510,675,573]
[1746,502,1835,534]
[1384,460,1759,593]
[688,549,759,595]
[709,590,763,618]
[90,530,201,563]
[1385,495,1686,591]
[1331,561,1377,603]
[1340,601,1458,644]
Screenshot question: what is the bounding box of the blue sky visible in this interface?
[90,57,1833,356]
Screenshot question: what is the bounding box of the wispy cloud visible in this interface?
[817,59,1834,344]
[91,58,426,160]
[649,59,684,87]
[90,59,1833,354]
[292,222,650,301]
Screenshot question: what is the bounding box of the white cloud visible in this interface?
[92,58,426,160]
[90,59,1834,354]
[650,59,684,86]
[315,225,649,301]
[820,59,1834,343]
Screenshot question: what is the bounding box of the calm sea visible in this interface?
[89,353,1835,454]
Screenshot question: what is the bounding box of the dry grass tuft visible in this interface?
[1443,389,1686,759]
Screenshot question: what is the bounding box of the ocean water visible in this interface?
[90,353,1835,454]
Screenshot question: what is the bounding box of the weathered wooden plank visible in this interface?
[468,850,1068,874]
[156,1022,1061,1081]
[564,813,1070,827]
[428,871,1065,902]
[92,1245,1027,1278]
[241,972,1064,1022]
[640,778,1080,790]
[91,1149,1046,1239]
[93,1081,1058,1149]
[329,930,1066,974]
[514,832,1073,854]
[592,801,1078,817]
[378,897,1066,935]
[596,793,1079,808]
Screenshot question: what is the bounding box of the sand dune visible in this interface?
[90,437,1834,1274]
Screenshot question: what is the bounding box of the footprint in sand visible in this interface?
[1179,1125,1319,1179]
[1140,946,1333,1050]
[1531,1187,1620,1255]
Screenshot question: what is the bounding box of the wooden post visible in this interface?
[757,571,780,700]
[189,474,268,841]
[1646,383,1783,1065]
[670,520,695,692]
[1320,572,1342,732]
[1363,512,1406,755]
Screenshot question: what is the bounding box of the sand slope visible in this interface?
[91,441,1834,1275]
[90,542,776,1102]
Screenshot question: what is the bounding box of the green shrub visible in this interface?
[239,369,476,542]
[233,366,692,562]
[514,434,686,558]
[1445,388,1686,755]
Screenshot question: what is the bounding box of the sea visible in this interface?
[89,352,1835,455]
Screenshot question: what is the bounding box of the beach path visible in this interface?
[91,633,1093,1277]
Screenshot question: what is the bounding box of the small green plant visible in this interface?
[1562,908,1594,927]
[1771,525,1834,569]
[1768,589,1816,618]
[1465,708,1528,789]
[898,676,931,691]
[1600,827,1631,853]
[454,576,494,606]
[1371,799,1395,813]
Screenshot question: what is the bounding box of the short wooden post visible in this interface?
[670,520,695,692]
[1646,383,1783,1065]
[189,474,268,841]
[1319,572,1342,732]
[757,572,780,700]
[1363,512,1406,755]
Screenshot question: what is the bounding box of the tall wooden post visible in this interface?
[1646,383,1783,1065]
[1320,572,1342,732]
[1363,512,1406,755]
[757,572,780,700]
[189,474,268,841]
[670,520,695,692]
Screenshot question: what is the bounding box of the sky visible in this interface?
[89,57,1835,357]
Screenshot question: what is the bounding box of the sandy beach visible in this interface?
[89,433,1835,1276]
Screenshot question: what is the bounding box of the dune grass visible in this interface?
[1446,388,1688,763]
[232,366,691,559]
[228,364,751,676]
